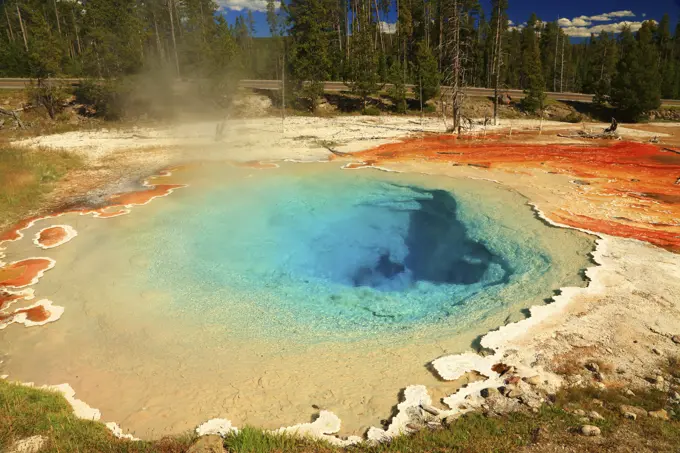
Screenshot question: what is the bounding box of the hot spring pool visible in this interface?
[1,161,595,438]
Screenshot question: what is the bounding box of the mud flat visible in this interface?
[2,115,679,444]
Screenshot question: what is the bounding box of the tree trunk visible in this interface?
[168,0,180,77]
[72,6,81,55]
[5,6,15,42]
[16,3,28,52]
[373,0,384,52]
[553,29,558,92]
[560,35,565,92]
[53,0,62,37]
[492,1,503,126]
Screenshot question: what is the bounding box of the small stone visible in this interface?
[625,389,636,397]
[594,372,605,381]
[573,409,587,416]
[620,404,648,418]
[480,387,500,398]
[656,375,665,384]
[649,409,669,421]
[623,412,637,421]
[523,375,542,386]
[580,425,601,437]
[187,435,226,453]
[505,387,524,398]
[592,399,604,407]
[444,415,460,426]
[588,411,605,421]
[671,335,680,344]
[605,348,613,354]
[579,417,590,423]
[596,382,606,389]
[616,367,626,375]
[671,391,680,402]
[585,362,600,373]
[652,348,662,356]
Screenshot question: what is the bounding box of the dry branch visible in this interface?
[0,107,25,129]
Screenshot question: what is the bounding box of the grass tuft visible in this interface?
[0,146,83,230]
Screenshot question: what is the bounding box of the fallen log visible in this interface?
[321,144,352,157]
[0,107,24,129]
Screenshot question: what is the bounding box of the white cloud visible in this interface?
[561,20,651,38]
[379,21,397,34]
[216,0,275,12]
[606,10,635,18]
[557,10,643,37]
[572,16,592,27]
[508,20,515,26]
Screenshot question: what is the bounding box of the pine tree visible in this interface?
[388,59,408,113]
[520,14,545,113]
[657,14,674,98]
[346,13,381,112]
[611,23,661,120]
[413,40,439,103]
[286,0,334,110]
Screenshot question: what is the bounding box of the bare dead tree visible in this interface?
[491,0,504,126]
[167,0,180,77]
[16,3,28,52]
[439,0,467,134]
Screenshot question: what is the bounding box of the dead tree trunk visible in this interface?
[72,6,81,55]
[16,3,28,52]
[492,1,503,126]
[53,0,62,37]
[168,0,180,77]
[0,107,25,129]
[5,6,15,42]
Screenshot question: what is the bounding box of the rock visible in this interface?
[620,405,648,418]
[652,348,662,356]
[625,389,636,397]
[6,436,48,453]
[671,391,680,402]
[480,387,500,398]
[585,362,600,373]
[595,382,606,389]
[623,412,637,420]
[592,399,604,407]
[498,93,512,105]
[605,348,613,354]
[523,375,542,386]
[594,372,605,382]
[672,335,680,344]
[579,417,590,423]
[649,409,669,421]
[573,409,587,416]
[588,411,605,421]
[443,415,460,426]
[187,435,226,453]
[580,425,601,437]
[505,386,524,399]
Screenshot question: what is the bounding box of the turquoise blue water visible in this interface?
[142,163,588,342]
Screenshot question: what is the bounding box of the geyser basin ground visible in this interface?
[0,162,594,438]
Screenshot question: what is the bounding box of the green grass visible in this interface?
[2,374,679,453]
[0,380,192,452]
[0,146,83,229]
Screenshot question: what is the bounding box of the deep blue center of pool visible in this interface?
[148,167,557,336]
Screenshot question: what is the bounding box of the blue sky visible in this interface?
[217,0,680,39]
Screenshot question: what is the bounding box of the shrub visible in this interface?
[363,105,381,116]
[564,112,584,123]
[26,79,71,120]
[74,79,127,120]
